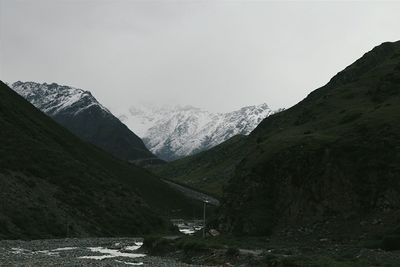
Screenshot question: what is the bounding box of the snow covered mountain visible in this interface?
[11,81,157,162]
[116,104,276,161]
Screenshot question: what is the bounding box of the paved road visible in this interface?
[162,179,220,206]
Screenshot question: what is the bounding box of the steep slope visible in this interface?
[117,104,275,161]
[218,41,400,236]
[0,81,200,240]
[12,81,157,163]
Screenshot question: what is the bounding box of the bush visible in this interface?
[225,247,240,257]
[142,235,176,255]
[179,239,208,252]
[382,234,400,251]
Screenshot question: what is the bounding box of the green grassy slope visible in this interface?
[151,135,248,197]
[219,41,400,235]
[0,81,201,240]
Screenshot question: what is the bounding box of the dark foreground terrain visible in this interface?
[2,234,400,267]
[143,234,400,267]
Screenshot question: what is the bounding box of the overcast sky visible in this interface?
[1,0,400,112]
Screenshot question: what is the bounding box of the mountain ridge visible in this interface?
[117,103,276,161]
[11,81,157,163]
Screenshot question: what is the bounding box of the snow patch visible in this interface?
[115,260,144,265]
[36,250,60,256]
[79,247,145,260]
[52,247,78,251]
[124,242,143,251]
[115,103,276,160]
[10,248,30,254]
[11,81,110,117]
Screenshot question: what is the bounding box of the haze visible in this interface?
[1,0,400,112]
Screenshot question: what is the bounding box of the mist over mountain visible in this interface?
[117,103,277,161]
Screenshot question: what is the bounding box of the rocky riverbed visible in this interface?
[172,219,204,235]
[0,237,210,267]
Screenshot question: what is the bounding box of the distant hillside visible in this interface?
[117,103,275,161]
[11,81,158,163]
[151,135,248,197]
[0,81,200,240]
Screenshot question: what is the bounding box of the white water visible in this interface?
[79,244,145,261]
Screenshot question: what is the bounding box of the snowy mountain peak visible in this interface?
[11,81,155,161]
[12,81,109,116]
[117,103,276,161]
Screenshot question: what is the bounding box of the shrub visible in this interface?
[382,234,400,251]
[225,247,240,257]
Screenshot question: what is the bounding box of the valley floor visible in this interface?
[4,235,400,267]
[0,237,209,267]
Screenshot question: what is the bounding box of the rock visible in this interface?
[209,229,220,237]
[372,219,382,225]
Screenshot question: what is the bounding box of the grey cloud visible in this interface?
[1,0,400,112]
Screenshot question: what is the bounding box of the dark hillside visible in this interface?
[0,81,200,240]
[219,41,400,236]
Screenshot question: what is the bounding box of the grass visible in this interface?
[279,255,373,267]
[150,135,248,197]
[143,235,380,266]
[361,226,400,251]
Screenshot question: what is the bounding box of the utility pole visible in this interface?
[203,199,208,238]
[66,219,69,238]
